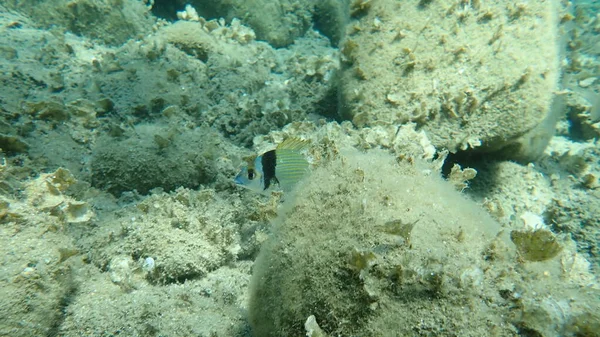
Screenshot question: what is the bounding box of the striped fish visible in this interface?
[234,138,309,194]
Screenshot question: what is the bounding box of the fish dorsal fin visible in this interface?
[276,137,309,151]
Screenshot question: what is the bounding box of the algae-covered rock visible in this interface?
[156,0,350,47]
[0,226,79,337]
[1,0,155,46]
[58,261,252,336]
[83,187,244,284]
[247,139,600,336]
[339,0,563,159]
[542,137,600,269]
[92,18,338,146]
[217,0,313,48]
[91,124,224,196]
[0,166,84,337]
[249,148,508,336]
[25,168,94,224]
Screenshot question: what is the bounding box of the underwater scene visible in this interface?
[0,0,599,336]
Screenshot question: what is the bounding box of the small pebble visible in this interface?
[142,257,155,272]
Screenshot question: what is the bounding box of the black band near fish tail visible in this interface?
[261,150,279,190]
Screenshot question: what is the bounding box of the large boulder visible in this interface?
[339,0,563,159]
[248,146,600,336]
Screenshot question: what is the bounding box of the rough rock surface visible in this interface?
[338,0,563,158]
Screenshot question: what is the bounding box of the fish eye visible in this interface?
[247,168,255,180]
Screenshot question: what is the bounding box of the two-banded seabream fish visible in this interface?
[234,138,309,194]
